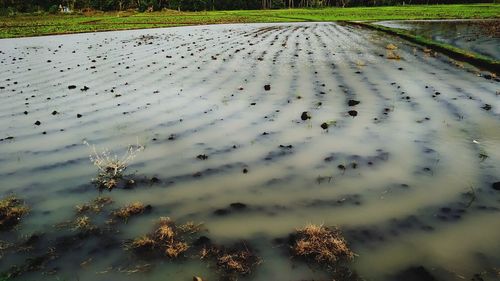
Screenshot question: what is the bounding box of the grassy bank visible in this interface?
[0,4,499,38]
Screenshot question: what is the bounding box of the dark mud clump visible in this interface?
[481,104,492,111]
[392,266,437,281]
[0,195,29,231]
[264,84,271,91]
[68,85,77,90]
[213,209,230,216]
[492,182,500,191]
[150,176,160,184]
[347,100,360,106]
[197,154,209,160]
[348,110,358,117]
[264,145,294,161]
[435,206,465,222]
[321,122,329,130]
[229,202,247,210]
[214,202,248,216]
[343,227,386,245]
[301,111,311,121]
[323,149,389,169]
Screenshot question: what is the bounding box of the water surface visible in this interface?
[0,22,499,281]
[375,19,500,60]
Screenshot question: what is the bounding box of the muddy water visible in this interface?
[374,19,500,60]
[0,22,499,281]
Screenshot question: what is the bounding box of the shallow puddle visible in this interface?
[0,22,499,281]
[374,19,500,60]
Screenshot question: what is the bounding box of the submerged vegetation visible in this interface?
[0,196,29,231]
[73,215,97,233]
[112,202,150,221]
[126,216,262,279]
[290,224,354,267]
[128,217,204,258]
[199,242,262,280]
[75,196,113,214]
[288,224,360,280]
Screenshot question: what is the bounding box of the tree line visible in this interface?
[0,0,493,13]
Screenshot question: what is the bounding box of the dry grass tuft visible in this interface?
[199,242,261,279]
[73,215,97,233]
[84,140,144,191]
[76,196,113,214]
[165,241,189,258]
[130,235,156,251]
[386,50,401,60]
[386,43,398,50]
[355,60,366,67]
[112,202,147,221]
[127,217,203,259]
[290,224,353,267]
[216,246,261,276]
[0,195,29,231]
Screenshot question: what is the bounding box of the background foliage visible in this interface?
[0,0,497,13]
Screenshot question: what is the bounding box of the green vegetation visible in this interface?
[2,0,495,13]
[0,4,498,38]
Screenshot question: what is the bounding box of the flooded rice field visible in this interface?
[374,19,500,60]
[0,22,499,281]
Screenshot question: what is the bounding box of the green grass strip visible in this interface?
[0,4,499,38]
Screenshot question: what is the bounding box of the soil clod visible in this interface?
[301,111,311,121]
[348,100,360,106]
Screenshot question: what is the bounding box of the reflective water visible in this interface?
[375,19,500,60]
[0,22,499,281]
